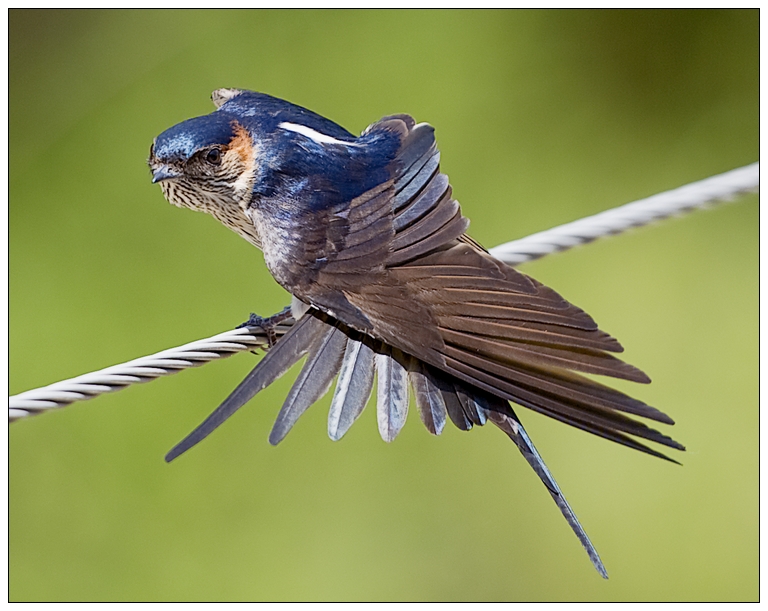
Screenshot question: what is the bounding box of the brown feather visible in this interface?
[441,353,683,451]
[286,115,681,458]
[437,314,622,353]
[440,344,670,422]
[441,327,648,382]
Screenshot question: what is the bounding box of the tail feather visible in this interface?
[165,314,327,462]
[404,369,611,577]
[327,338,376,441]
[375,349,410,442]
[408,359,448,435]
[269,325,347,445]
[454,382,488,426]
[484,405,609,579]
[427,370,473,431]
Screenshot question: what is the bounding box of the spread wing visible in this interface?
[287,114,682,459]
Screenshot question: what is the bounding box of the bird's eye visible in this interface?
[205,148,222,166]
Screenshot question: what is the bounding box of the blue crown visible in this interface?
[153,112,237,162]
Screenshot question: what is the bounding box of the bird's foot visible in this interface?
[236,306,294,348]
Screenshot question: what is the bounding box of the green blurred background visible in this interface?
[10,9,757,601]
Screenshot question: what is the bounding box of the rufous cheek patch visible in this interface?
[227,123,256,167]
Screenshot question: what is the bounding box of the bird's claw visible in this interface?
[236,306,294,349]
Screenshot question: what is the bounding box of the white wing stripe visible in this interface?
[278,121,361,147]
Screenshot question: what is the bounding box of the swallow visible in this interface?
[149,88,684,577]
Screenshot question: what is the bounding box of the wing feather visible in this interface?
[438,314,622,353]
[393,173,450,232]
[268,114,680,459]
[387,211,469,266]
[394,152,440,208]
[441,327,648,382]
[442,352,683,453]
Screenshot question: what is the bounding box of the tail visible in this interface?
[165,314,328,462]
[407,360,609,577]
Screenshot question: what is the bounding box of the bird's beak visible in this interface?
[152,165,181,183]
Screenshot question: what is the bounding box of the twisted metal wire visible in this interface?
[489,162,759,264]
[9,163,758,422]
[9,322,295,422]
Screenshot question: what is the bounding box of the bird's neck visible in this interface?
[211,204,263,250]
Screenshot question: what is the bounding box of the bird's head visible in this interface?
[149,89,402,247]
[149,105,257,216]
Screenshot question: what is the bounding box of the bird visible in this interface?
[149,88,684,578]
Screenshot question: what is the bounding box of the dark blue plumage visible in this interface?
[153,90,402,207]
[218,90,357,140]
[153,112,237,163]
[149,89,684,579]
